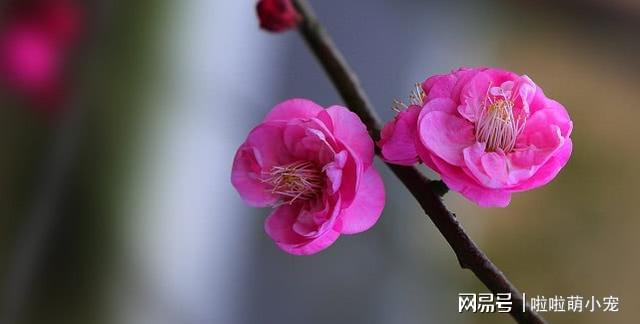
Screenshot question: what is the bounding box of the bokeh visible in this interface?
[0,0,638,323]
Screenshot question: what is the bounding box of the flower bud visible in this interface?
[0,0,84,112]
[256,0,301,33]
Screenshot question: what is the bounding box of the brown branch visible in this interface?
[291,1,546,323]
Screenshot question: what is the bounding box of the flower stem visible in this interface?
[291,1,546,323]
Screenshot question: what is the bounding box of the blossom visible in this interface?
[380,67,573,207]
[232,99,385,255]
[0,0,83,109]
[256,0,300,33]
[0,24,61,100]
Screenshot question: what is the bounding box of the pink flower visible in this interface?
[0,24,61,99]
[380,67,573,207]
[0,0,83,110]
[256,0,300,33]
[232,99,385,255]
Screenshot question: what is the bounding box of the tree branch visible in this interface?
[291,1,546,323]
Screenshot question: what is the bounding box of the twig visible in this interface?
[291,1,546,323]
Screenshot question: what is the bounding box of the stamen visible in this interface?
[261,161,323,205]
[392,99,407,112]
[409,83,426,106]
[475,98,525,152]
[392,83,425,113]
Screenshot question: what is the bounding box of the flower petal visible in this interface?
[418,110,475,166]
[458,71,491,122]
[423,73,457,100]
[277,228,341,256]
[265,203,343,255]
[263,98,324,122]
[292,196,341,238]
[231,123,290,207]
[264,204,307,245]
[319,106,375,168]
[244,123,291,168]
[339,166,385,234]
[463,142,510,188]
[230,144,278,207]
[520,99,572,142]
[457,184,511,208]
[450,67,483,101]
[337,151,360,206]
[511,139,573,192]
[432,153,512,207]
[422,97,457,114]
[323,150,347,193]
[283,119,336,165]
[380,106,421,165]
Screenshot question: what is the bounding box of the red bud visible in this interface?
[256,0,301,33]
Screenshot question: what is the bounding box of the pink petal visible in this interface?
[264,204,307,245]
[292,197,341,238]
[458,70,531,121]
[415,136,440,172]
[458,185,511,208]
[458,71,492,122]
[231,123,290,207]
[505,124,566,187]
[510,101,571,173]
[423,67,481,101]
[482,68,520,88]
[283,120,336,165]
[230,145,277,207]
[423,73,457,100]
[418,111,475,166]
[481,152,510,184]
[276,228,341,256]
[511,139,573,192]
[336,151,360,207]
[527,86,548,115]
[319,106,375,168]
[514,76,536,113]
[422,97,457,114]
[431,154,512,207]
[380,106,421,166]
[463,143,510,188]
[450,67,483,100]
[457,101,480,123]
[339,166,385,234]
[324,150,348,193]
[265,203,343,255]
[245,123,291,168]
[509,123,565,183]
[263,98,324,122]
[520,100,572,141]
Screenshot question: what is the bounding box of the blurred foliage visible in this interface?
[0,0,166,323]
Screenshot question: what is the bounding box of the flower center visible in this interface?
[475,98,525,152]
[262,161,324,205]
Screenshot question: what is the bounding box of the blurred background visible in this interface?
[0,0,638,323]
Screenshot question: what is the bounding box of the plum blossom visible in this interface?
[232,99,385,255]
[256,0,301,33]
[380,67,573,207]
[0,0,84,110]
